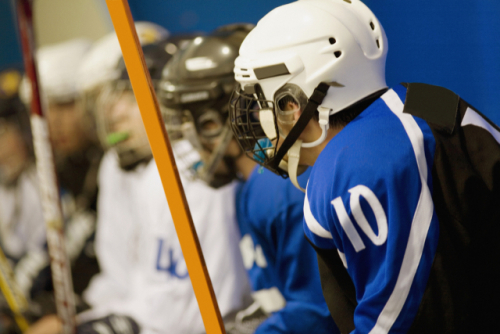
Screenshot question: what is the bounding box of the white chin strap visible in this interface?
[301,107,330,148]
[261,107,330,192]
[286,107,330,192]
[287,139,305,192]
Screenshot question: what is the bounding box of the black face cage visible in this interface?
[229,84,287,178]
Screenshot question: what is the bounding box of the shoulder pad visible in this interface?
[402,83,459,134]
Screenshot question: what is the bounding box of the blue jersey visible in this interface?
[304,85,440,333]
[236,167,338,334]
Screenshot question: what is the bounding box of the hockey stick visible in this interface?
[14,1,77,333]
[104,1,226,333]
[0,247,30,332]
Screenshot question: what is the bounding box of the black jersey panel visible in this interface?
[307,236,356,333]
[403,83,459,134]
[406,94,500,333]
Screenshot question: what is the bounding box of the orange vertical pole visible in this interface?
[104,1,225,334]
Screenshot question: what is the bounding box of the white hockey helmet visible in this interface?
[77,21,170,94]
[19,39,91,105]
[94,41,172,170]
[38,39,92,102]
[76,22,169,151]
[230,0,388,190]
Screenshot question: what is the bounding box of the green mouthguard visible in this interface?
[106,132,129,146]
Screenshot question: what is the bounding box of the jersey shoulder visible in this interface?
[305,85,432,249]
[310,85,416,199]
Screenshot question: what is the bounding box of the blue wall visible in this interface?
[2,1,499,124]
[0,0,23,72]
[364,0,500,124]
[128,0,286,34]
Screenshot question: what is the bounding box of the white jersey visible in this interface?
[82,150,250,334]
[0,166,49,297]
[0,166,46,259]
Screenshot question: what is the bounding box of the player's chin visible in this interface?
[297,164,309,176]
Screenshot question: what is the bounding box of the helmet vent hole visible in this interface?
[242,75,250,78]
[334,51,342,58]
[376,39,380,49]
[241,68,248,71]
[370,22,375,30]
[329,37,336,45]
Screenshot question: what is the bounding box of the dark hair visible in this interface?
[0,96,33,154]
[328,106,364,128]
[316,88,389,128]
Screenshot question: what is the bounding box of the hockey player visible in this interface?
[1,40,101,334]
[72,28,249,334]
[37,39,102,213]
[230,0,500,333]
[0,68,44,270]
[24,38,102,304]
[160,24,338,334]
[13,40,108,330]
[0,69,45,332]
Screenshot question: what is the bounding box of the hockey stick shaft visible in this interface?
[0,247,30,332]
[15,1,76,333]
[104,1,225,333]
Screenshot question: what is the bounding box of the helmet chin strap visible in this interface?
[261,108,305,191]
[201,123,234,186]
[287,107,329,192]
[287,139,305,192]
[301,107,330,148]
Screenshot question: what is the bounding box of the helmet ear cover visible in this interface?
[268,82,330,172]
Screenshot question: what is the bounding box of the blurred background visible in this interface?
[1,0,499,123]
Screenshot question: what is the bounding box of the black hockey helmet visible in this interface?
[115,41,171,88]
[159,24,253,128]
[158,23,254,187]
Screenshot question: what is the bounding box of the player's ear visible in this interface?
[293,108,302,122]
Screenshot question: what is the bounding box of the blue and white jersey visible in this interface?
[236,167,338,334]
[304,85,440,333]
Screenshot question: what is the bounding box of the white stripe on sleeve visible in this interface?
[304,191,333,239]
[338,250,348,269]
[367,90,435,334]
[461,107,500,144]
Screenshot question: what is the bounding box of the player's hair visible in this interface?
[328,107,363,128]
[317,88,389,128]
